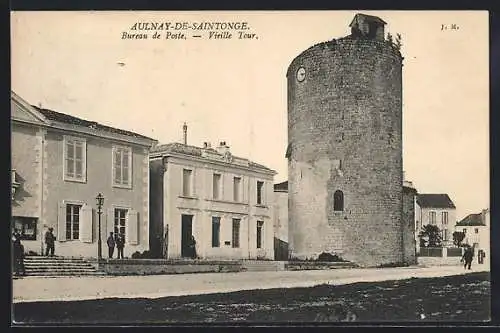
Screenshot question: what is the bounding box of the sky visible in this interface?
[11,11,489,221]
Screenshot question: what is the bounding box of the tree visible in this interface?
[418,224,442,247]
[452,231,466,247]
[386,32,394,45]
[395,33,402,50]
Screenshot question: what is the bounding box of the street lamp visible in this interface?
[96,193,104,260]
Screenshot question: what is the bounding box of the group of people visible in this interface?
[107,232,125,259]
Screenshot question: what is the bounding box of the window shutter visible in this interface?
[106,208,115,238]
[126,209,139,245]
[57,202,67,241]
[79,204,93,243]
[122,149,130,184]
[113,149,121,184]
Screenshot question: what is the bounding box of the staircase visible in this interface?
[22,256,105,277]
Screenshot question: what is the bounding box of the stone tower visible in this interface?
[286,13,407,267]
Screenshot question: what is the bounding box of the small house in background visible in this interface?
[415,193,456,251]
[11,91,157,258]
[349,13,387,41]
[149,126,277,260]
[455,209,490,262]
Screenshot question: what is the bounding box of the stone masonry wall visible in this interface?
[402,186,417,265]
[287,38,404,267]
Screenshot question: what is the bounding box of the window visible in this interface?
[257,181,264,205]
[213,173,221,200]
[442,229,449,241]
[257,220,264,248]
[114,209,127,238]
[333,190,344,211]
[463,228,467,234]
[64,137,86,182]
[442,212,448,225]
[429,211,436,225]
[113,146,132,187]
[66,204,81,240]
[12,217,37,241]
[212,216,220,247]
[233,177,241,202]
[182,169,193,196]
[475,228,479,234]
[232,218,240,248]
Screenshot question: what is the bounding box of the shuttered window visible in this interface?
[233,177,241,202]
[213,173,221,200]
[256,220,264,248]
[114,208,127,238]
[66,204,81,240]
[182,169,193,196]
[113,146,132,188]
[257,181,264,205]
[64,137,86,182]
[232,218,240,248]
[212,216,220,247]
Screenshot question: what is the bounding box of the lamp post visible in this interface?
[96,193,104,260]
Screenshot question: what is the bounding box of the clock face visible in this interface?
[296,67,306,82]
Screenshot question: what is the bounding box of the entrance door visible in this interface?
[181,214,193,258]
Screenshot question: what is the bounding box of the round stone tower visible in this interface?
[286,14,404,267]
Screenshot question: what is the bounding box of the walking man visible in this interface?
[462,246,474,270]
[116,233,125,259]
[44,227,56,257]
[107,232,116,259]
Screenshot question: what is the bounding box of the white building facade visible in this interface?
[455,209,490,262]
[150,140,277,260]
[415,194,456,251]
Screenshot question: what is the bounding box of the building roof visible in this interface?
[32,106,156,141]
[274,181,288,192]
[416,194,456,209]
[456,213,485,227]
[349,13,387,27]
[151,142,275,173]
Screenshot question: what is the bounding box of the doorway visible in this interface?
[181,214,193,258]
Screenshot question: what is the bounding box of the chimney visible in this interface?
[216,141,230,155]
[182,122,187,145]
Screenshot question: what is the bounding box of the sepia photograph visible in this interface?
[10,10,490,324]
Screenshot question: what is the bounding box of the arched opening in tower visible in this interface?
[334,190,344,211]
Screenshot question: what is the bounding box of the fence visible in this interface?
[419,247,442,257]
[446,247,464,257]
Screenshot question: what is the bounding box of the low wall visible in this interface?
[96,259,243,275]
[285,261,357,271]
[417,257,463,267]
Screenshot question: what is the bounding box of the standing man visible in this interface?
[116,233,125,259]
[107,232,116,259]
[44,227,56,257]
[462,246,474,270]
[12,229,22,275]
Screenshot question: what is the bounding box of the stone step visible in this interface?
[26,271,106,277]
[20,256,102,277]
[24,257,88,261]
[24,262,94,266]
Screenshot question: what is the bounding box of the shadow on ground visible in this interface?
[13,271,490,324]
